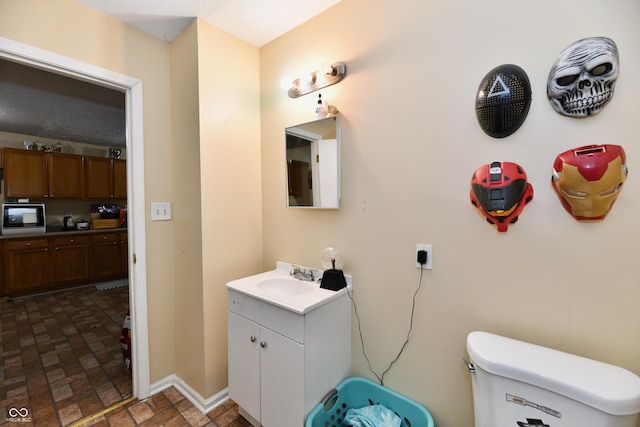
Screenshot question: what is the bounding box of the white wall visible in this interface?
[260,0,640,425]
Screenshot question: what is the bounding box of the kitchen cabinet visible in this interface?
[119,232,128,274]
[85,156,127,199]
[5,238,50,294]
[4,149,47,198]
[47,153,85,198]
[227,289,351,427]
[50,235,90,286]
[85,156,113,199]
[3,149,84,199]
[1,229,128,298]
[91,232,126,281]
[113,159,127,199]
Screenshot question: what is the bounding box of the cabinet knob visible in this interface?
[26,242,30,246]
[260,341,267,348]
[250,336,256,343]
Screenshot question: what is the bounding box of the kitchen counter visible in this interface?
[0,227,127,240]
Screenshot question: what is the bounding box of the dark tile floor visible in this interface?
[0,285,250,426]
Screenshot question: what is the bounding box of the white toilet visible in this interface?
[466,331,640,427]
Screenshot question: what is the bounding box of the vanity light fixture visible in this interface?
[288,62,346,98]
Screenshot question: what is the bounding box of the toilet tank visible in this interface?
[466,331,640,427]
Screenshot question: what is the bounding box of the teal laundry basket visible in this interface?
[305,377,435,427]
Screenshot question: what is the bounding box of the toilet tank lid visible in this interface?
[467,331,640,416]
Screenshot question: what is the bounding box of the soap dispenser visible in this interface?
[315,94,327,119]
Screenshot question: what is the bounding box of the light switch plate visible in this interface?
[151,202,172,221]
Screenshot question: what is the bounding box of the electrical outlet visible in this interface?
[151,202,172,221]
[416,244,432,270]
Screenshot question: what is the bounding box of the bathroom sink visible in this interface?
[225,261,352,314]
[257,278,314,296]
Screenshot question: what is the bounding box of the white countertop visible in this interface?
[225,261,352,314]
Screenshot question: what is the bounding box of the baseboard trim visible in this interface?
[149,374,229,415]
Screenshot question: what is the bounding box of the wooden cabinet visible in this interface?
[4,149,47,198]
[3,149,85,199]
[227,289,351,427]
[85,156,127,199]
[3,149,126,200]
[91,232,127,281]
[50,235,90,285]
[5,238,50,294]
[47,153,85,198]
[119,232,129,275]
[113,159,127,199]
[2,230,127,298]
[85,156,113,199]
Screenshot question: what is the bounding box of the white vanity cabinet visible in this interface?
[227,288,351,427]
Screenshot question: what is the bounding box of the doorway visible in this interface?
[0,36,151,399]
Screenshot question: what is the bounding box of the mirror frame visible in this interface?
[285,115,341,209]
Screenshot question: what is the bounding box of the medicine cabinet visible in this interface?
[285,116,340,208]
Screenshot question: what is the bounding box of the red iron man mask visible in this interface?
[551,144,627,220]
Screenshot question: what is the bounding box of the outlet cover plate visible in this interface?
[416,244,432,270]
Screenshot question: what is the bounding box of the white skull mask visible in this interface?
[547,37,619,117]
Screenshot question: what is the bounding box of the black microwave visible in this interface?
[1,202,46,236]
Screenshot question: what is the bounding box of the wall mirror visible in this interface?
[286,116,341,208]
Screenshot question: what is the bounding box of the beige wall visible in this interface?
[195,21,262,396]
[0,0,177,383]
[170,20,206,393]
[169,18,262,397]
[260,0,640,425]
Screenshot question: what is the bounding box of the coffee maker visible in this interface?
[63,214,75,231]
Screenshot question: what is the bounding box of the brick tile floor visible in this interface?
[0,285,250,426]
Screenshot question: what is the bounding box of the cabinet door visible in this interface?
[5,239,50,294]
[47,153,85,198]
[260,327,305,427]
[113,159,127,199]
[85,156,113,199]
[0,241,4,296]
[91,233,121,280]
[119,232,128,276]
[228,312,261,422]
[4,149,47,198]
[51,236,90,285]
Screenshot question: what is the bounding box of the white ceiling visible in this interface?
[74,0,341,47]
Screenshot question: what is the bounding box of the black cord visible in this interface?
[347,265,425,386]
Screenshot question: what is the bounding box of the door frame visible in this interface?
[0,37,151,399]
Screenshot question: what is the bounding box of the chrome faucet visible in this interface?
[290,265,314,281]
